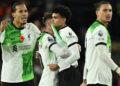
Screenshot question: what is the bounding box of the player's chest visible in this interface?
[21,29,35,43]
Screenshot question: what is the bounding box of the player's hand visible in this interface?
[48,64,59,71]
[35,51,40,59]
[36,51,40,57]
[115,67,120,76]
[0,18,11,32]
[78,44,81,53]
[47,22,54,36]
[80,82,86,86]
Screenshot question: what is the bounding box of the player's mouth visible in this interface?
[21,17,27,22]
[106,16,111,20]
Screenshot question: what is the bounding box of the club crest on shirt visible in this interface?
[98,30,103,36]
[48,37,54,42]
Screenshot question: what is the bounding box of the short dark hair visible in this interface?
[43,12,52,24]
[11,1,25,13]
[52,5,72,24]
[95,1,111,11]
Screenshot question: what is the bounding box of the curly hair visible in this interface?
[52,5,72,24]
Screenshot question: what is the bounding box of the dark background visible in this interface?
[0,0,120,86]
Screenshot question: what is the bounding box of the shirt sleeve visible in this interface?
[58,43,80,68]
[42,34,56,49]
[96,44,118,70]
[0,30,5,43]
[50,44,71,58]
[83,63,87,80]
[31,23,41,38]
[61,28,78,47]
[57,28,80,68]
[93,26,107,46]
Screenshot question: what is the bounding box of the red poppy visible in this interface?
[20,36,25,41]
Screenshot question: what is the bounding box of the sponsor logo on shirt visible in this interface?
[12,45,31,52]
[98,38,104,40]
[18,45,31,50]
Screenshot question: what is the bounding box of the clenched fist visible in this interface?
[0,19,11,32]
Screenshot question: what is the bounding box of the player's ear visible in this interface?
[96,10,99,17]
[96,10,98,16]
[63,18,66,24]
[12,12,15,18]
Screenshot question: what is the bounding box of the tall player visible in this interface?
[0,1,41,86]
[81,1,120,86]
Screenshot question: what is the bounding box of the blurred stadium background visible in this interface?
[0,0,120,86]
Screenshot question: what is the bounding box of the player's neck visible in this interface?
[57,24,67,30]
[13,20,24,28]
[96,19,108,28]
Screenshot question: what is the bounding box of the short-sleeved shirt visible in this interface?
[85,21,112,86]
[0,22,41,82]
[38,32,58,86]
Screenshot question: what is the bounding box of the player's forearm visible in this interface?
[96,45,118,70]
[50,44,71,58]
[58,44,80,68]
[0,31,2,41]
[0,18,10,32]
[0,26,4,32]
[0,30,5,43]
[83,63,87,80]
[0,31,1,35]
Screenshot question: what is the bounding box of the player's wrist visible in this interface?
[0,28,2,32]
[83,79,87,84]
[115,67,120,75]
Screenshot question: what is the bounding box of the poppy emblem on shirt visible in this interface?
[20,36,25,42]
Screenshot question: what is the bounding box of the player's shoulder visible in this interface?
[60,26,74,33]
[25,22,36,27]
[94,25,107,34]
[39,32,55,45]
[40,32,53,41]
[60,26,76,36]
[25,22,40,32]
